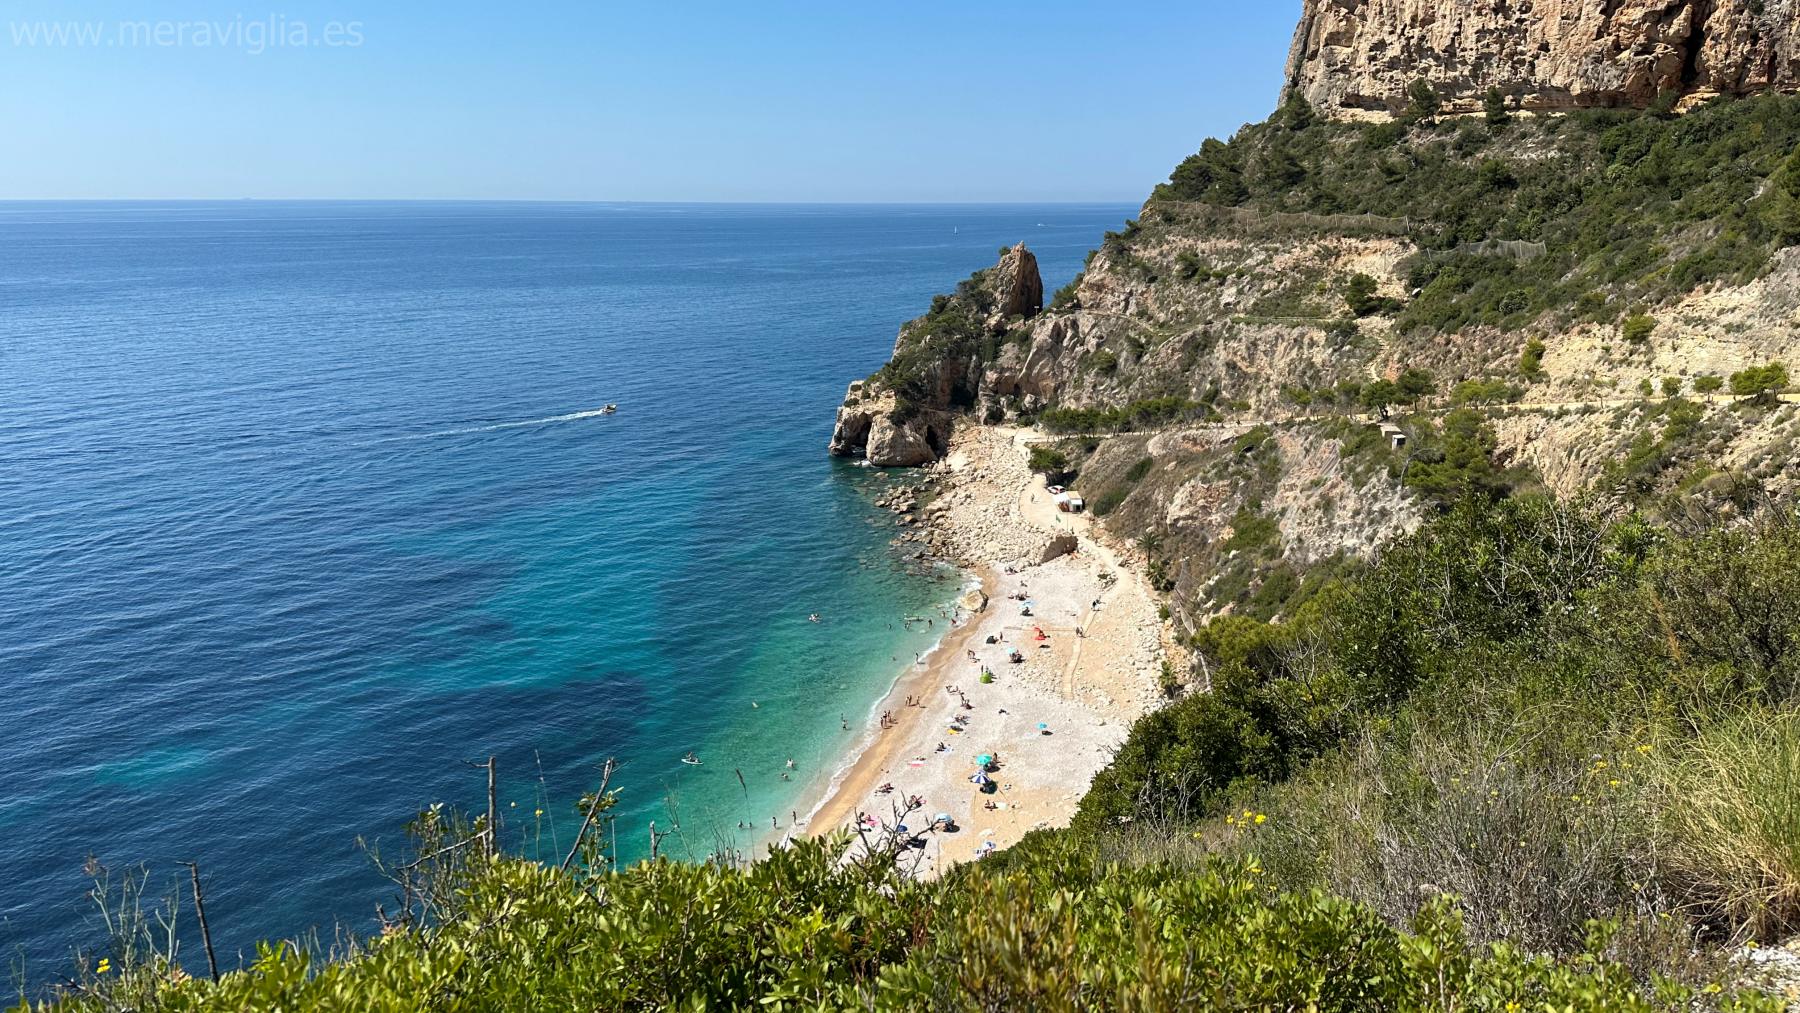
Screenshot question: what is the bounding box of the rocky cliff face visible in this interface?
[991,243,1044,321]
[829,244,1044,467]
[1288,0,1800,118]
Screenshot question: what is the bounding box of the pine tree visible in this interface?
[1483,86,1509,126]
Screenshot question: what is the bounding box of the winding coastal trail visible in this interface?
[1018,390,1798,453]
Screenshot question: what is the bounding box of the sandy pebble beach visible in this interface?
[778,425,1170,875]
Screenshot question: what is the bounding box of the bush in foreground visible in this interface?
[19,838,1780,1011]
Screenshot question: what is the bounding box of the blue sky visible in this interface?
[0,2,1300,201]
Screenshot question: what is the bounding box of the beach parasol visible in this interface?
[934,812,953,825]
[976,753,993,767]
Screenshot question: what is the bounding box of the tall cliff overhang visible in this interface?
[1286,0,1800,119]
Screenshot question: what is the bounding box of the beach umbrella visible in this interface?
[934,812,953,824]
[1037,723,1048,731]
[977,753,993,767]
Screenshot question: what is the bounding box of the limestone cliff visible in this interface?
[1288,0,1800,118]
[829,244,1043,467]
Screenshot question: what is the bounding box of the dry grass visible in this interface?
[1650,709,1800,941]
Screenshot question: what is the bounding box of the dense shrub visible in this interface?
[1622,313,1657,345]
[1027,446,1069,475]
[1039,396,1204,434]
[1730,362,1790,399]
[1344,272,1401,316]
[1521,336,1547,377]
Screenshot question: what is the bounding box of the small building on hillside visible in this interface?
[1378,423,1407,450]
[1053,491,1086,513]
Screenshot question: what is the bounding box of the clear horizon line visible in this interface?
[0,196,1147,207]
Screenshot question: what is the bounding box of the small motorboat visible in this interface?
[680,752,702,766]
[601,404,618,415]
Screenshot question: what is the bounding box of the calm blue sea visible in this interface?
[0,201,1127,972]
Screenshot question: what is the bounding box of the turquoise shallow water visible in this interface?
[0,201,1126,970]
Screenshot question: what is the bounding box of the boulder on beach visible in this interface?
[1038,534,1078,564]
[957,588,988,614]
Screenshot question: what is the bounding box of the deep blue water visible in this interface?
[0,201,1127,973]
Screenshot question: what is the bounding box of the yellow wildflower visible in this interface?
[534,808,544,817]
[96,958,110,974]
[1254,813,1267,825]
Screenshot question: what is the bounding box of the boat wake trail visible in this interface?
[370,408,614,444]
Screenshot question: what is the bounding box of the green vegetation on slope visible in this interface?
[1149,93,1800,334]
[1077,494,1800,979]
[874,269,1004,421]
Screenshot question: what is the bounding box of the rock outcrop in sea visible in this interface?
[1287,0,1800,118]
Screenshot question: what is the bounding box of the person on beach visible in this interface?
[772,816,779,829]
[786,758,795,769]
